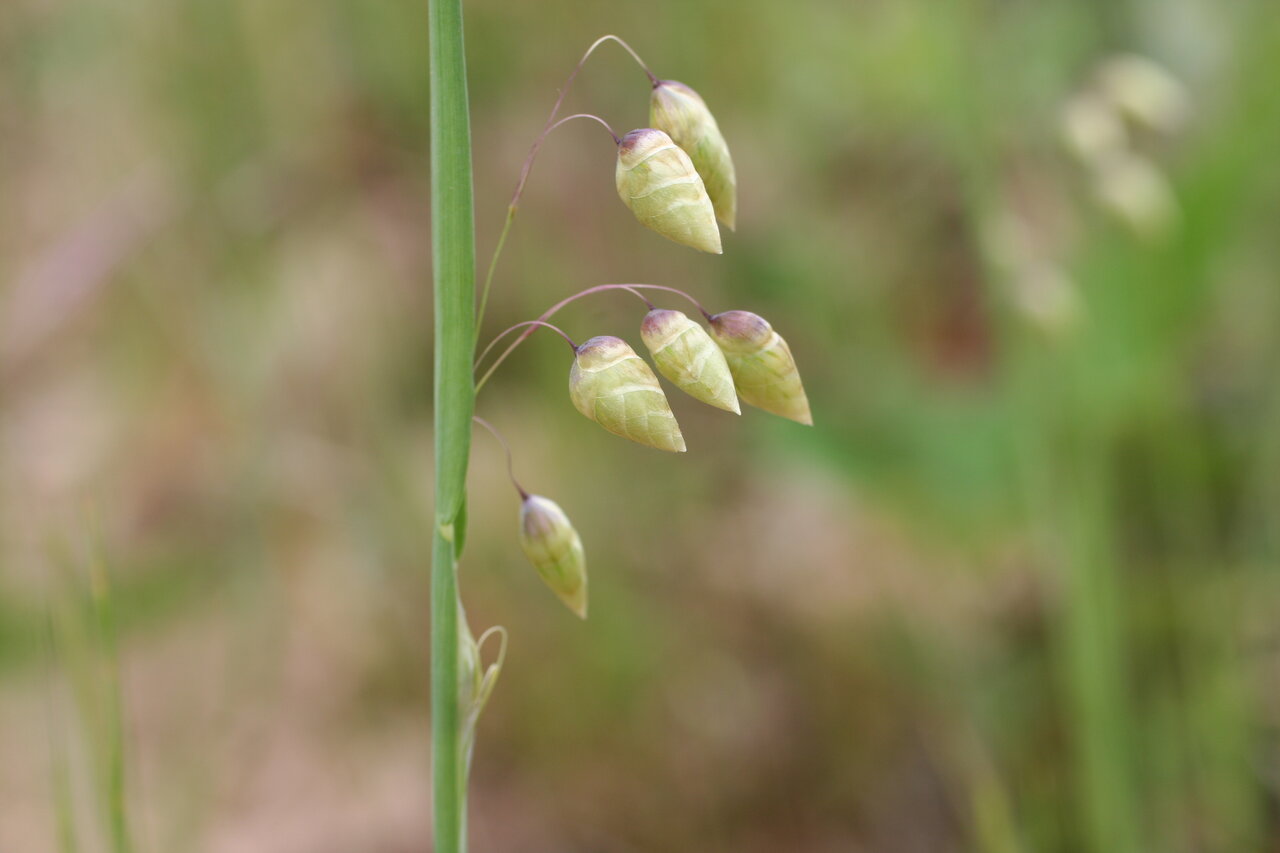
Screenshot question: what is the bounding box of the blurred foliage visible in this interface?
[2,0,1279,851]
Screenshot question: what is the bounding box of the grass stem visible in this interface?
[428,0,477,849]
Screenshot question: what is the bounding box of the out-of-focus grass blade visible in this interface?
[87,535,134,853]
[46,612,80,853]
[47,523,136,853]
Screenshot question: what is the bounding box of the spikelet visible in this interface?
[1096,55,1189,135]
[709,311,812,425]
[1060,92,1126,164]
[640,309,739,414]
[615,129,722,254]
[569,335,687,452]
[1091,150,1178,241]
[519,495,587,619]
[650,80,737,230]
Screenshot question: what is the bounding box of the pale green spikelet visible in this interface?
[616,129,722,254]
[519,495,588,619]
[1096,54,1189,135]
[640,308,740,414]
[1060,92,1126,163]
[1091,150,1178,240]
[709,311,812,425]
[650,80,737,230]
[569,335,687,452]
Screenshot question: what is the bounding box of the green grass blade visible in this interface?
[428,0,477,849]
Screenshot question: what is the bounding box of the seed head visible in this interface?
[650,80,737,230]
[709,311,812,425]
[1012,261,1083,338]
[1091,150,1178,241]
[570,335,687,452]
[640,309,740,414]
[1096,55,1189,135]
[616,128,722,254]
[519,495,587,619]
[1060,92,1126,164]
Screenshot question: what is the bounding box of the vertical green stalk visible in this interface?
[1056,428,1137,853]
[88,554,133,853]
[428,0,475,850]
[45,614,80,853]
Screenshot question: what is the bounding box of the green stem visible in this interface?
[88,539,133,853]
[429,0,476,849]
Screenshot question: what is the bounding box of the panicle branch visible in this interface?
[474,284,712,392]
[546,113,621,144]
[476,36,659,335]
[473,416,527,498]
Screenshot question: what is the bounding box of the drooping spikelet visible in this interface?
[1091,150,1178,241]
[615,128,722,254]
[650,80,737,230]
[519,495,587,619]
[569,335,687,452]
[1096,54,1189,135]
[640,308,739,414]
[709,311,812,425]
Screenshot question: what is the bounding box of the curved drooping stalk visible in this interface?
[475,36,658,337]
[474,284,712,392]
[473,415,528,498]
[546,112,621,144]
[482,319,581,354]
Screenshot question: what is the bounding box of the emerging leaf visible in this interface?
[519,495,588,619]
[709,311,812,425]
[640,308,740,414]
[650,80,737,230]
[569,335,687,452]
[616,129,722,254]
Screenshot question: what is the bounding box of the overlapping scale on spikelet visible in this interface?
[569,335,687,452]
[709,311,812,425]
[650,80,737,230]
[519,495,588,619]
[615,129,722,254]
[640,308,739,414]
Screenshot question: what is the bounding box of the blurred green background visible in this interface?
[3,0,1279,850]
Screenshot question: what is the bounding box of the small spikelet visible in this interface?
[709,311,812,425]
[569,335,687,452]
[1060,92,1125,163]
[616,129,722,254]
[650,80,737,230]
[640,309,740,414]
[519,495,587,619]
[1096,55,1189,135]
[1091,150,1178,241]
